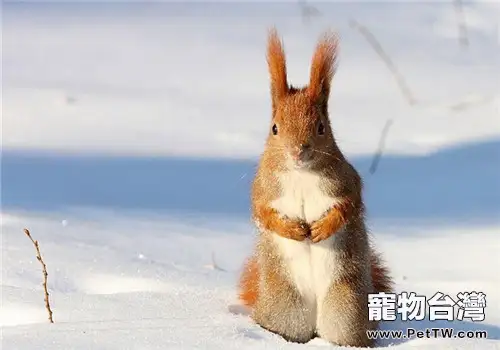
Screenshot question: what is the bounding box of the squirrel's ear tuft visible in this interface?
[267,27,289,114]
[308,30,339,105]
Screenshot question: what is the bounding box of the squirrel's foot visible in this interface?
[277,219,310,241]
[310,207,344,243]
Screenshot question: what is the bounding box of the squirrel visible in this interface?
[237,28,393,348]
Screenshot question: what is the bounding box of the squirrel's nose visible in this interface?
[300,143,311,151]
[291,143,312,162]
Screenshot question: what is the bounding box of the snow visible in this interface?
[1,1,499,349]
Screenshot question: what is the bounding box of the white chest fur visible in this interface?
[270,169,337,223]
[270,169,342,323]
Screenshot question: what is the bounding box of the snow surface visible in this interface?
[1,1,499,349]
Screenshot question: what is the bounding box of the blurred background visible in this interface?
[1,1,499,348]
[2,1,499,223]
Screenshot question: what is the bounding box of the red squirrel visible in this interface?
[238,28,393,347]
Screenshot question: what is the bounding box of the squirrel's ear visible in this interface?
[266,27,289,115]
[308,31,339,105]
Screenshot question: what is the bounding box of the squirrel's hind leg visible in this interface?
[251,256,315,343]
[252,284,315,343]
[316,279,377,348]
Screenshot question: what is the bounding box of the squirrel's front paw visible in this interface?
[310,209,344,243]
[279,219,310,241]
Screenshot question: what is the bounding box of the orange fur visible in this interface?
[267,27,289,114]
[308,31,338,104]
[238,256,259,306]
[238,253,393,307]
[310,197,356,243]
[254,205,310,241]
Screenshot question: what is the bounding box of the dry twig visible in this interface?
[349,19,417,106]
[23,228,54,323]
[369,119,394,174]
[453,0,469,48]
[203,251,227,272]
[349,19,415,174]
[298,0,321,25]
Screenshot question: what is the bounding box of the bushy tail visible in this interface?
[370,250,394,294]
[238,255,259,307]
[238,251,393,307]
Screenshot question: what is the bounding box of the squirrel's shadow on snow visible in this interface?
[377,316,500,346]
[2,138,499,225]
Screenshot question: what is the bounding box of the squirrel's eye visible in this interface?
[317,122,325,135]
[272,124,278,135]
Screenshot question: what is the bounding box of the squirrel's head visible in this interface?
[265,28,340,170]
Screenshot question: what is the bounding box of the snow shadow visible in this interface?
[1,152,254,218]
[2,138,499,224]
[361,138,500,226]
